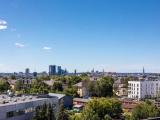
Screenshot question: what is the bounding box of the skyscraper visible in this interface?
[25,68,30,75]
[57,66,62,75]
[33,72,37,77]
[49,65,56,76]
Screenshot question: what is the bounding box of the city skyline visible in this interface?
[0,0,160,73]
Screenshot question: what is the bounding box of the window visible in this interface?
[6,111,14,118]
[17,110,25,115]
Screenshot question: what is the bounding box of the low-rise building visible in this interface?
[0,93,64,120]
[73,98,90,106]
[121,98,140,112]
[114,78,128,97]
[49,93,73,109]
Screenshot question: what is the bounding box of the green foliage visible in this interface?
[131,101,160,120]
[81,98,123,120]
[15,80,23,91]
[52,82,63,91]
[80,73,88,77]
[124,113,132,120]
[0,79,10,92]
[33,103,55,120]
[64,87,79,97]
[96,77,114,97]
[88,77,114,97]
[67,76,82,88]
[57,102,69,120]
[30,80,49,94]
[88,81,96,96]
[70,114,82,120]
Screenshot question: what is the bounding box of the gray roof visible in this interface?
[73,82,82,87]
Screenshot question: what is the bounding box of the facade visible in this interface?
[49,65,56,76]
[49,93,73,109]
[117,87,128,97]
[18,79,33,89]
[74,81,89,98]
[73,98,90,106]
[0,94,60,120]
[25,68,30,75]
[128,79,160,99]
[57,66,62,75]
[114,78,128,97]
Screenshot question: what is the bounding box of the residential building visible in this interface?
[73,98,90,112]
[120,98,141,112]
[73,98,90,106]
[114,78,128,97]
[128,78,160,99]
[74,81,89,98]
[8,80,17,90]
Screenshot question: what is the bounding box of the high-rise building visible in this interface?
[25,68,30,75]
[33,72,37,77]
[49,65,56,76]
[57,66,62,75]
[74,69,77,75]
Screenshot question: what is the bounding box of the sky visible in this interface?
[0,0,160,73]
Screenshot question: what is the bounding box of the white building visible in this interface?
[128,78,160,99]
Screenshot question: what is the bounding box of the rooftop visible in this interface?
[0,94,48,107]
[73,98,90,103]
[74,82,82,87]
[48,93,65,99]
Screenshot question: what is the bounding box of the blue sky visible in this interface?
[0,0,160,73]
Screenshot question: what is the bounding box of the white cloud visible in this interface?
[15,43,25,48]
[43,46,52,50]
[0,19,7,30]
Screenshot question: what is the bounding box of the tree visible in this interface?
[88,81,96,97]
[15,80,23,91]
[30,80,49,94]
[81,98,123,120]
[33,103,55,120]
[57,102,69,120]
[0,79,10,92]
[96,77,114,97]
[131,101,160,120]
[64,87,79,97]
[67,76,82,88]
[52,82,63,91]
